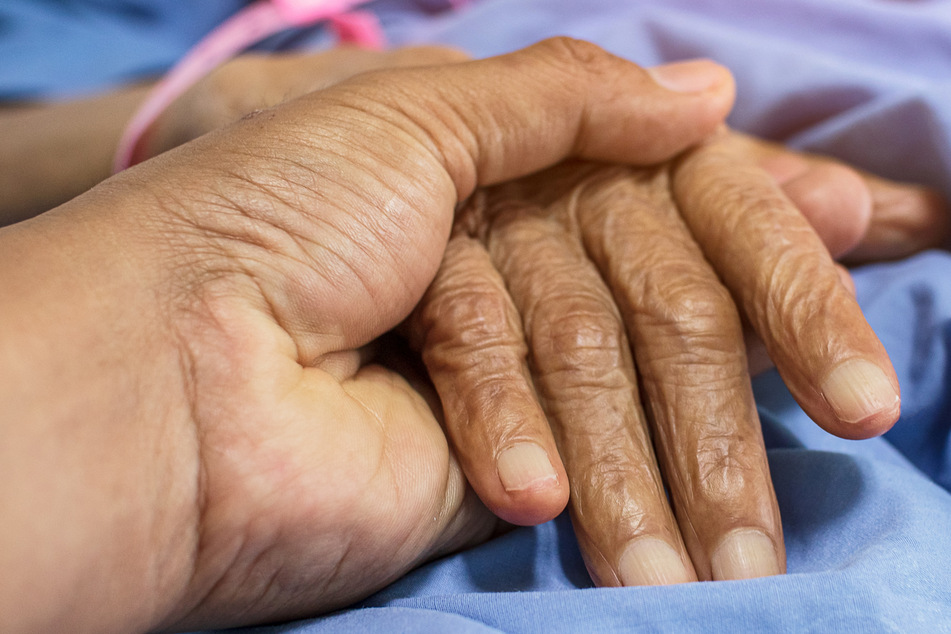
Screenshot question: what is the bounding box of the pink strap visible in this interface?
[113,0,384,172]
[330,10,386,46]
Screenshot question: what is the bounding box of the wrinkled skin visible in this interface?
[0,39,745,632]
[147,48,947,584]
[148,45,949,267]
[3,38,946,634]
[407,129,910,585]
[140,41,938,599]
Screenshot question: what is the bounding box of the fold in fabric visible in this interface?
[2,0,950,631]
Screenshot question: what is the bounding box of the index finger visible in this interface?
[730,132,949,262]
[673,133,900,439]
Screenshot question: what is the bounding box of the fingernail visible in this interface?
[711,529,781,581]
[497,442,558,492]
[619,537,693,586]
[821,358,900,424]
[647,59,726,93]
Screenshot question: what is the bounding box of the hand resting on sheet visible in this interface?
[146,41,926,585]
[129,43,938,585]
[0,38,943,632]
[406,129,905,586]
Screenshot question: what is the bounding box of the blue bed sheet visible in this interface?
[3,0,950,631]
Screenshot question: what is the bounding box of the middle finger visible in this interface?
[574,163,784,581]
[484,169,696,587]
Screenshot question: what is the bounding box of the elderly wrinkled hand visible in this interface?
[407,128,903,586]
[136,41,932,589]
[0,39,743,631]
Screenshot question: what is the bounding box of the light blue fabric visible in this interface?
[0,1,243,99]
[0,0,456,99]
[239,250,951,632]
[3,0,951,631]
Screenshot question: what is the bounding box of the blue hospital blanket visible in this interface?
[3,1,951,631]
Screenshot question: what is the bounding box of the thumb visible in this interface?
[375,39,735,200]
[142,38,734,358]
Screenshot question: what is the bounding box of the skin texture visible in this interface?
[406,130,906,585]
[0,40,945,631]
[734,133,950,263]
[0,39,744,632]
[673,134,900,438]
[410,160,775,584]
[0,47,470,226]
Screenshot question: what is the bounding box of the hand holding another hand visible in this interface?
[408,128,902,586]
[0,39,740,631]
[4,33,945,632]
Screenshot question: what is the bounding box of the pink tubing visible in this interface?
[112,0,386,172]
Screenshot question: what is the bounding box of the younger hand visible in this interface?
[0,39,735,632]
[144,45,470,158]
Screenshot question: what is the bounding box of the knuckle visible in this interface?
[753,250,842,336]
[420,256,523,356]
[534,36,618,77]
[488,211,551,251]
[581,165,660,211]
[463,373,535,424]
[566,446,664,530]
[691,430,765,502]
[627,265,749,376]
[586,456,654,496]
[531,294,628,375]
[425,283,520,350]
[573,461,645,516]
[642,269,738,336]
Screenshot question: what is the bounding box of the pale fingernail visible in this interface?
[497,442,558,492]
[619,537,692,586]
[711,529,781,580]
[647,59,726,93]
[821,358,900,424]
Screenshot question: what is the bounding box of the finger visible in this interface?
[572,164,783,581]
[673,134,900,439]
[731,135,872,258]
[845,173,950,263]
[368,330,522,550]
[153,38,734,362]
[709,146,901,435]
[482,169,697,587]
[735,132,950,262]
[768,158,872,258]
[407,227,570,526]
[331,39,735,201]
[745,264,854,377]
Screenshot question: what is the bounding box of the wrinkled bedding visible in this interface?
[3,1,950,630]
